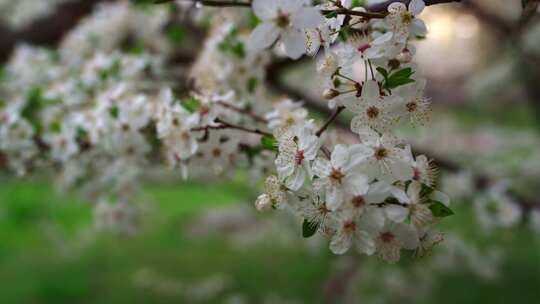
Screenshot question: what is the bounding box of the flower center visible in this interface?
[402,12,413,24]
[358,43,371,53]
[351,195,366,208]
[329,168,345,184]
[413,167,421,181]
[199,105,210,116]
[295,150,305,165]
[275,13,290,29]
[374,147,388,160]
[181,131,190,140]
[344,221,356,231]
[380,232,395,243]
[406,101,418,112]
[366,106,380,118]
[212,147,221,158]
[318,204,331,215]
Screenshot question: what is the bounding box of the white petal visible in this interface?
[346,144,373,169]
[365,181,391,204]
[362,80,380,100]
[354,231,375,255]
[350,115,366,134]
[385,205,409,223]
[331,144,349,169]
[390,187,410,204]
[293,7,324,29]
[390,160,414,181]
[407,181,422,204]
[371,31,393,45]
[410,19,427,36]
[302,135,320,159]
[346,173,369,195]
[326,186,344,211]
[409,0,425,16]
[313,158,331,177]
[281,29,307,59]
[359,208,385,233]
[286,167,305,190]
[432,191,450,206]
[330,231,352,254]
[278,0,304,14]
[252,0,278,20]
[248,23,280,51]
[394,223,419,249]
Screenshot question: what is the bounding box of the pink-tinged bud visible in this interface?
[323,88,340,100]
[357,44,371,53]
[397,49,412,63]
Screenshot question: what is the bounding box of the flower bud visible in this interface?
[397,49,412,63]
[255,194,272,212]
[323,89,340,100]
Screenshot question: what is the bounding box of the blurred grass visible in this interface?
[0,177,538,303]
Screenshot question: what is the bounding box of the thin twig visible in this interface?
[316,106,346,137]
[320,8,387,19]
[202,118,272,136]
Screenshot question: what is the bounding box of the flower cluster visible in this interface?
[247,0,454,262]
[0,0,462,260]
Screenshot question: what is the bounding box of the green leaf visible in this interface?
[260,135,277,151]
[391,67,414,79]
[302,219,319,238]
[99,60,121,81]
[109,105,119,119]
[420,184,435,198]
[247,77,258,93]
[324,11,338,19]
[247,12,261,29]
[428,201,454,217]
[181,96,201,113]
[384,67,416,89]
[217,29,246,59]
[338,26,352,41]
[49,121,62,133]
[22,86,44,132]
[376,67,389,80]
[350,0,366,8]
[166,25,185,46]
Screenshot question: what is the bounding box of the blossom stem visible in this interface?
[316,106,346,137]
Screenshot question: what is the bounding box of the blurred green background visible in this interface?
[0,175,538,303]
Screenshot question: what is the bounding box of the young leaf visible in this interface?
[109,105,119,119]
[382,67,416,89]
[429,201,454,217]
[166,25,185,46]
[247,77,258,93]
[376,67,389,80]
[324,11,338,19]
[260,135,277,151]
[420,183,435,198]
[302,219,319,238]
[181,96,201,113]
